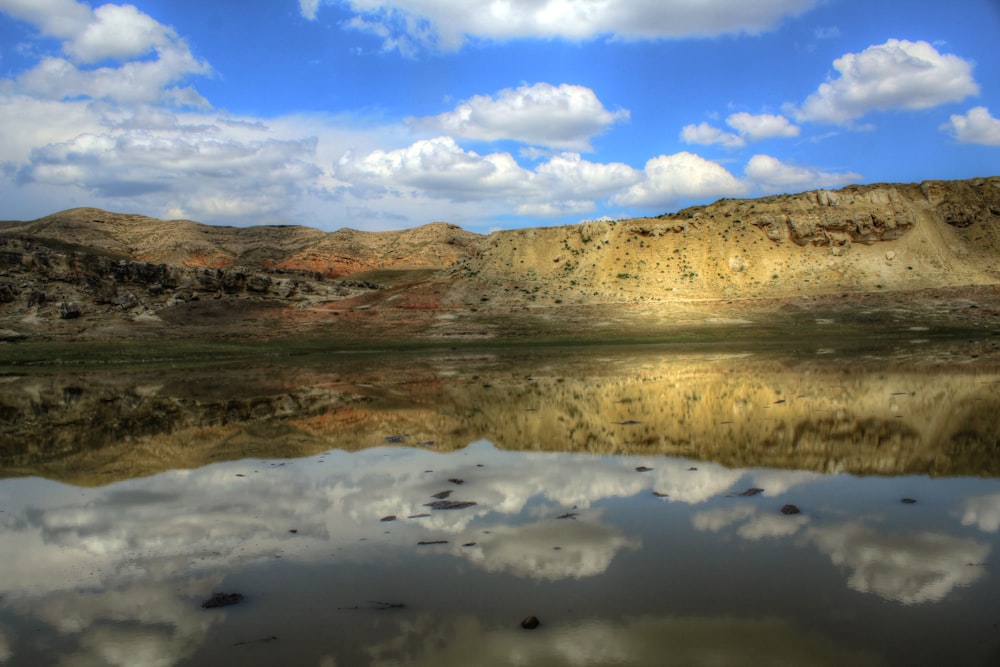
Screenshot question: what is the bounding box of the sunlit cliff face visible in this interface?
[4,348,998,483]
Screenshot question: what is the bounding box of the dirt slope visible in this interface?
[442,178,1000,309]
[0,176,997,343]
[0,208,481,276]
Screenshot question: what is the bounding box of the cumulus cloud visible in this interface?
[744,154,859,191]
[793,39,979,125]
[335,136,532,201]
[334,0,819,52]
[15,119,323,220]
[0,0,210,107]
[942,106,1000,146]
[681,113,799,149]
[614,152,746,209]
[0,0,92,40]
[680,122,745,149]
[416,83,629,151]
[335,137,642,217]
[726,112,800,141]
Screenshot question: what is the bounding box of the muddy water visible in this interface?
[0,344,999,666]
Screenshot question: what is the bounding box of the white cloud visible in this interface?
[942,106,1000,146]
[680,121,745,149]
[336,0,819,52]
[793,39,979,125]
[726,112,800,141]
[14,115,324,221]
[681,113,799,149]
[335,138,643,217]
[0,0,92,40]
[335,136,532,201]
[299,0,320,20]
[614,152,746,209]
[745,154,859,191]
[417,83,629,151]
[65,3,177,64]
[0,0,210,107]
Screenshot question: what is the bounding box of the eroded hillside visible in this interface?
[444,178,1000,308]
[0,177,997,342]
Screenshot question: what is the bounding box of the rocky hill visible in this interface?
[0,176,997,343]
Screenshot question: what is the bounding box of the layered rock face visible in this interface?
[0,177,997,338]
[448,177,1000,304]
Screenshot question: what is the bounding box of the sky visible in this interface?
[0,0,997,233]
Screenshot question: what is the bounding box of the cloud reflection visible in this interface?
[807,522,989,604]
[961,493,1000,533]
[0,440,996,665]
[363,613,881,667]
[456,517,641,580]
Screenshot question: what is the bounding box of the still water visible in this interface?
[1,344,999,666]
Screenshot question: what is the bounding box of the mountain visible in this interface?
[0,177,997,343]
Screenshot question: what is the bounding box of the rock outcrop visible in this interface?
[0,176,997,340]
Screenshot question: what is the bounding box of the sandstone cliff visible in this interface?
[0,176,997,341]
[445,177,1000,308]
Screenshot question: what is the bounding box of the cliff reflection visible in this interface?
[2,346,999,483]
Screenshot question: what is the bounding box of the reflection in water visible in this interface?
[361,614,883,667]
[807,522,989,605]
[0,441,998,666]
[2,345,999,482]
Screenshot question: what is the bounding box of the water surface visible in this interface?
[1,343,998,665]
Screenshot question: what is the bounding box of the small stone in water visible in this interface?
[781,504,801,515]
[202,592,244,609]
[901,498,917,504]
[521,616,540,630]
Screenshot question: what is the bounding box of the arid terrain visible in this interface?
[0,176,998,345]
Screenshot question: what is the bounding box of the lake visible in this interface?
[1,340,998,666]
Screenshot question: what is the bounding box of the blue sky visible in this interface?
[0,0,997,232]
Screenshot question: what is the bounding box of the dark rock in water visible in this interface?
[738,488,765,497]
[635,466,653,472]
[408,513,430,519]
[521,616,541,630]
[901,498,917,504]
[202,592,244,609]
[448,478,464,485]
[288,529,298,534]
[781,504,801,515]
[425,500,477,510]
[688,467,698,471]
[380,515,396,522]
[462,542,477,547]
[653,492,669,498]
[431,490,453,499]
[556,512,578,520]
[417,540,448,545]
[385,435,406,443]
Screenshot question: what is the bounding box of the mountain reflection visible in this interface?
[0,440,998,665]
[2,346,999,483]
